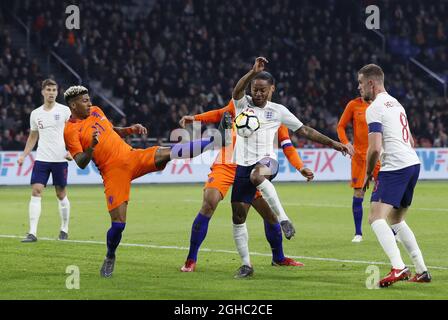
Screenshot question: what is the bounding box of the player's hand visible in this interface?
[17,155,25,166]
[65,152,73,161]
[299,167,314,182]
[91,129,99,148]
[345,143,355,157]
[179,115,195,128]
[130,124,147,135]
[331,141,353,157]
[362,173,374,192]
[252,57,268,73]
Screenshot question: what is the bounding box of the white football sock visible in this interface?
[233,223,251,267]
[371,219,405,269]
[29,196,42,236]
[256,179,289,222]
[391,221,427,274]
[58,196,70,233]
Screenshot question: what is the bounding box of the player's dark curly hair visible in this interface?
[64,85,89,105]
[252,71,275,85]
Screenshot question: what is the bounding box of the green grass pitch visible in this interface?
[0,181,447,300]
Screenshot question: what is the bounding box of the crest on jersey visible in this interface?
[265,110,273,120]
[54,114,60,121]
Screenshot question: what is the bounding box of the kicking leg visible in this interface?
[181,188,222,272]
[100,202,127,278]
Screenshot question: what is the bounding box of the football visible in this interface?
[234,111,260,138]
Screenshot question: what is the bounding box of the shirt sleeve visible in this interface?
[337,101,354,144]
[30,111,38,131]
[280,105,303,132]
[194,102,235,123]
[366,103,383,133]
[64,125,84,157]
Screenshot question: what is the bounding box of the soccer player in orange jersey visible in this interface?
[337,97,380,243]
[178,99,314,272]
[63,86,230,277]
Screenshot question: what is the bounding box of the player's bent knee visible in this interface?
[31,184,44,197]
[249,170,264,186]
[231,203,248,224]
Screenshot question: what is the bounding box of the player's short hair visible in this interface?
[358,64,384,83]
[64,85,89,105]
[252,71,275,86]
[41,79,58,89]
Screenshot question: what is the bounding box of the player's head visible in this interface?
[64,85,92,119]
[357,64,385,101]
[41,79,58,104]
[250,71,275,107]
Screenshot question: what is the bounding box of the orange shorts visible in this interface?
[102,146,166,211]
[351,153,380,189]
[204,163,262,199]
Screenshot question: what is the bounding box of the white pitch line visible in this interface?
[1,234,447,270]
[183,199,448,212]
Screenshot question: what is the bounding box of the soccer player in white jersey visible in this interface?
[231,57,351,278]
[360,64,431,287]
[18,79,72,242]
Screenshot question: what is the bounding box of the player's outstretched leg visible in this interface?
[101,204,127,278]
[181,189,221,272]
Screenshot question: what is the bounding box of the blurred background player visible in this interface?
[179,99,314,272]
[230,57,351,278]
[18,79,72,242]
[337,97,380,242]
[63,85,231,278]
[361,64,431,287]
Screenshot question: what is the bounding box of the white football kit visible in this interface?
[366,92,420,171]
[30,103,71,162]
[233,95,303,166]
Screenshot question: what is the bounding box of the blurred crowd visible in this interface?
[1,0,447,151]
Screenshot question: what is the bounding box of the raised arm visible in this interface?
[17,130,39,166]
[232,57,268,100]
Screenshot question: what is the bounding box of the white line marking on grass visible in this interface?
[183,200,448,212]
[2,234,447,270]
